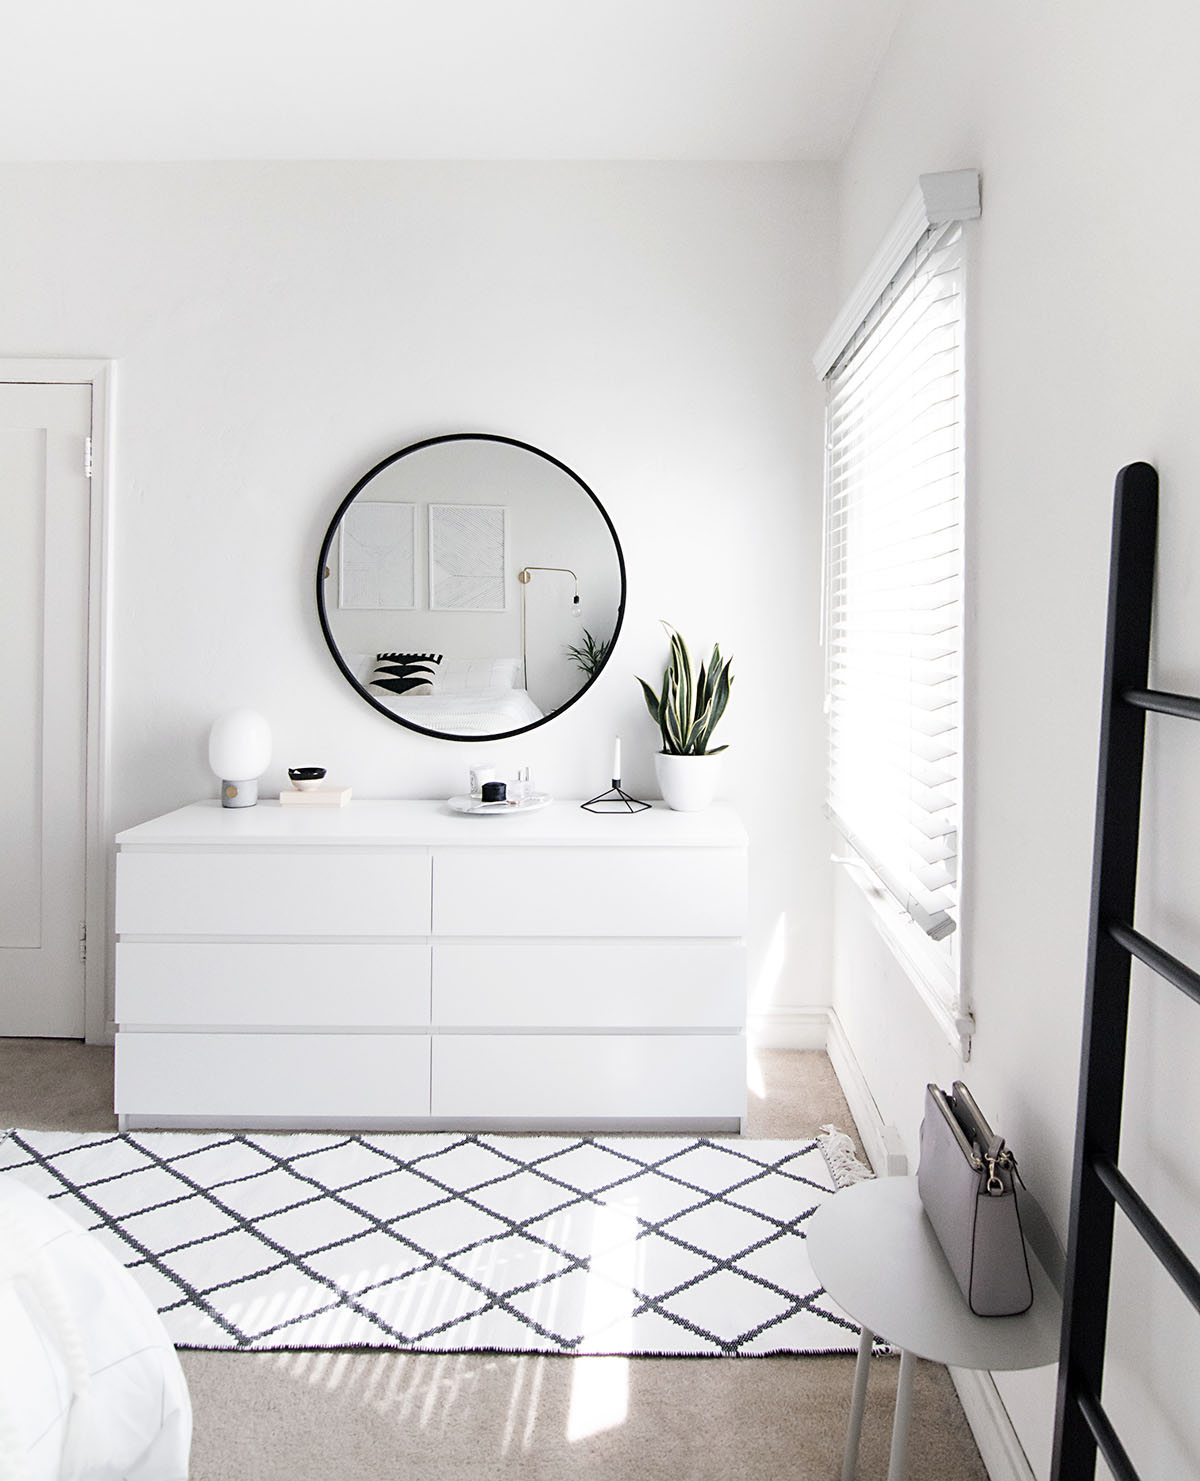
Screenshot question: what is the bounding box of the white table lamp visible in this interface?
[208,710,272,808]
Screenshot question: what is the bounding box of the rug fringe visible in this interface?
[816,1125,874,1188]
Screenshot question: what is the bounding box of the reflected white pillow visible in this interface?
[438,658,522,692]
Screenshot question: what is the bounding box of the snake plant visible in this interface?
[637,624,734,755]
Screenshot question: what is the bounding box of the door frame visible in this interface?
[1,358,114,1043]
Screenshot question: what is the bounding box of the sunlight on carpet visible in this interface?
[566,1196,639,1441]
[568,1356,630,1443]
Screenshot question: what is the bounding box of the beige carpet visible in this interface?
[1,1040,988,1480]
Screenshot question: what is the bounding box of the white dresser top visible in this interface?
[115,799,748,850]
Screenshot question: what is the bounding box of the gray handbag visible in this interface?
[917,1081,1033,1316]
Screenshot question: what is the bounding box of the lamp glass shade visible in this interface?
[208,709,272,781]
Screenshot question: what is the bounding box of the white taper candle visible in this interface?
[613,737,621,781]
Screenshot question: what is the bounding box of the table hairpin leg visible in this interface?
[841,1329,914,1481]
[887,1349,916,1481]
[842,1324,874,1481]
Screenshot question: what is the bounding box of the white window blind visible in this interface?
[823,219,964,950]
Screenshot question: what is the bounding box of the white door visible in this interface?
[0,382,92,1036]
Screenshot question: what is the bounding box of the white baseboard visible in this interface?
[824,1009,908,1176]
[747,1007,829,1050]
[950,1368,1037,1481]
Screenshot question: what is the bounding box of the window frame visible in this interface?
[814,171,980,1060]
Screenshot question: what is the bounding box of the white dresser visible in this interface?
[113,799,749,1131]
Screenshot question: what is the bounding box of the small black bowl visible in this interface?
[288,767,326,782]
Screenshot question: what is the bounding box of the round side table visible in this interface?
[806,1176,1061,1481]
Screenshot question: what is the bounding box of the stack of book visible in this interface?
[278,787,352,807]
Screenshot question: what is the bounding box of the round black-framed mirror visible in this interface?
[317,433,626,742]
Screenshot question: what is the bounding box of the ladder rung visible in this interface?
[1076,1386,1141,1481]
[1107,920,1200,1008]
[1122,686,1200,721]
[1091,1151,1200,1316]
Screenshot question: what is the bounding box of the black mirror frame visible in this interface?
[316,432,627,742]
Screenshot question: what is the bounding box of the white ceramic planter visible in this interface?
[654,751,724,812]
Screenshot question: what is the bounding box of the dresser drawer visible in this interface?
[117,942,431,1027]
[115,1032,431,1120]
[116,850,431,937]
[432,847,747,937]
[431,1034,746,1120]
[432,941,745,1028]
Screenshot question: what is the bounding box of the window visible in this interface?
[814,172,978,1051]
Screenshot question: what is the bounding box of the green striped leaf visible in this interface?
[635,622,734,756]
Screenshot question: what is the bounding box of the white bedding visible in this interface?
[0,1174,191,1481]
[375,685,544,734]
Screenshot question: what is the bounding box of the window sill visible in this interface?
[834,853,973,1061]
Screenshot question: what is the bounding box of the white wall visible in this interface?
[0,160,836,1043]
[832,4,1200,1476]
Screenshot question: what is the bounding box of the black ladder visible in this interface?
[1051,462,1200,1479]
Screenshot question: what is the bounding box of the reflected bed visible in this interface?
[352,652,544,736]
[372,685,543,735]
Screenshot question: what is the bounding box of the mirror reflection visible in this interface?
[317,434,625,740]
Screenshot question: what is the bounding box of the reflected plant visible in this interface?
[565,629,610,679]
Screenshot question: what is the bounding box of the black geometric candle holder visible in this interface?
[581,777,650,814]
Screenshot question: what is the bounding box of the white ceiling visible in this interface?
[0,0,904,161]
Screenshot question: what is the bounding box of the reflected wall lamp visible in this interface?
[518,566,580,689]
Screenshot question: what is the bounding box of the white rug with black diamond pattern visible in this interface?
[0,1128,867,1356]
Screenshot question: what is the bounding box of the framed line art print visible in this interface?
[338,501,416,610]
[428,503,508,611]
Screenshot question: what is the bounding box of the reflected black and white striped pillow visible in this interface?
[367,652,443,696]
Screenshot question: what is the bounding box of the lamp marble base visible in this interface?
[219,779,258,807]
